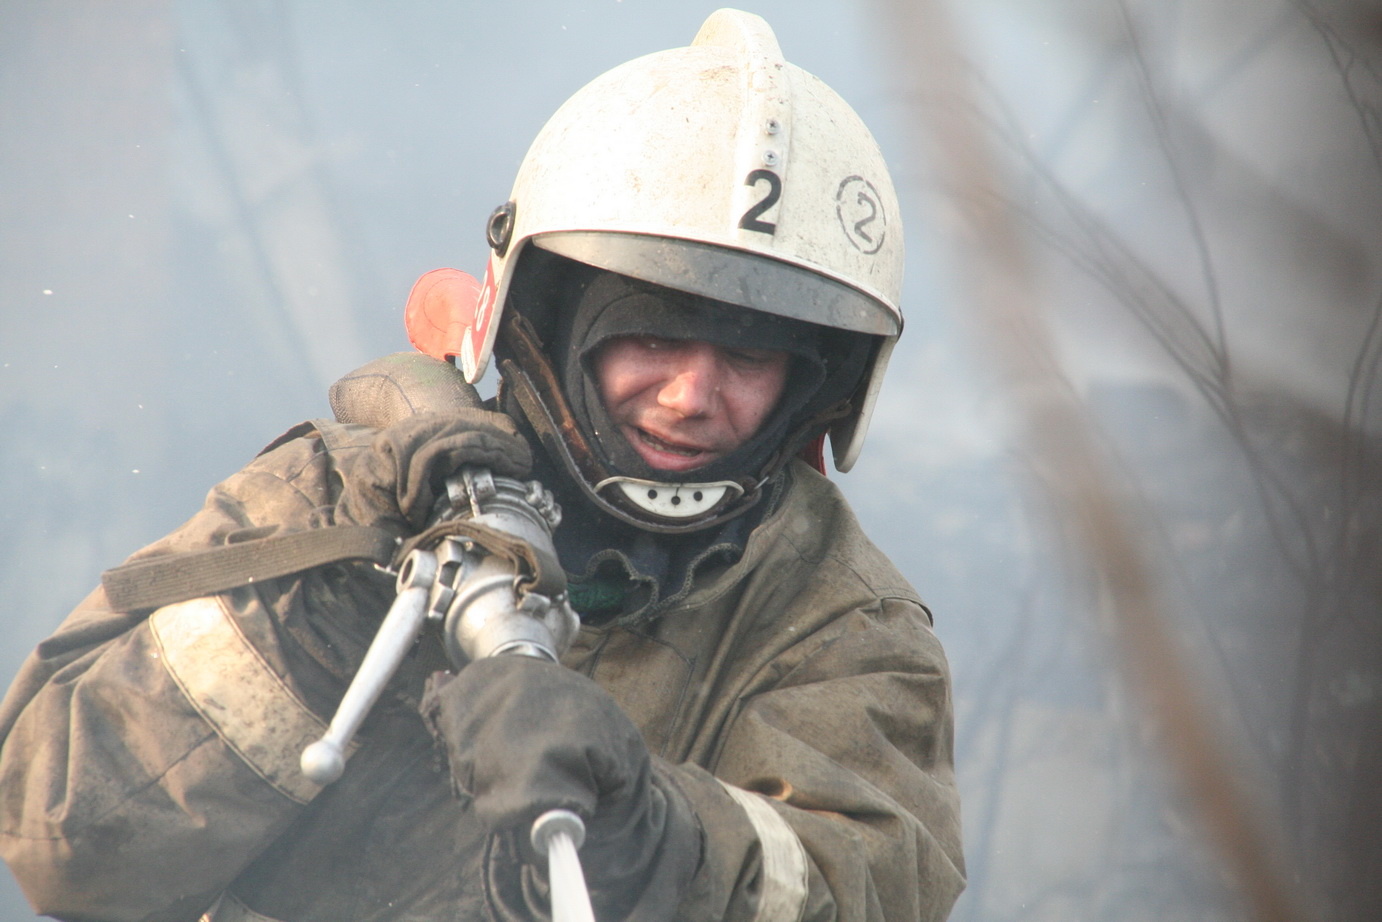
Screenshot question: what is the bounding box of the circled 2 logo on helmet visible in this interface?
[836,176,886,254]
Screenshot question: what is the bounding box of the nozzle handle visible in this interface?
[300,559,436,784]
[531,809,595,922]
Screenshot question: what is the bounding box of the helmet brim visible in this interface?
[531,231,900,339]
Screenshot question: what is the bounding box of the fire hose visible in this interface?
[298,466,594,922]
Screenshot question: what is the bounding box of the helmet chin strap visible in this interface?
[497,311,851,533]
[497,314,766,534]
[502,357,766,534]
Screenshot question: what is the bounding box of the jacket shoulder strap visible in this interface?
[101,524,398,613]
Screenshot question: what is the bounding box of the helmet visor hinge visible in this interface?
[487,201,517,256]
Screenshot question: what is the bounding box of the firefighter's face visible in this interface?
[593,336,790,474]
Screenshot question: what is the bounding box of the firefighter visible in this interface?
[0,10,964,921]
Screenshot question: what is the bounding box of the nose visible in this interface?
[656,344,720,418]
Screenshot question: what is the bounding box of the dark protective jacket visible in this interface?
[0,418,965,922]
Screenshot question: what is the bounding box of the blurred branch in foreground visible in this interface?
[870,1,1318,920]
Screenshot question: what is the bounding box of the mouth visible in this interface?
[637,429,703,457]
[625,426,718,470]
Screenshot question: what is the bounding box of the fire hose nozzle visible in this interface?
[301,469,577,782]
[299,469,594,917]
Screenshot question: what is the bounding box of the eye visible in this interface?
[725,347,784,370]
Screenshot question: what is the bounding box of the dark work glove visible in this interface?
[420,657,703,921]
[335,410,532,537]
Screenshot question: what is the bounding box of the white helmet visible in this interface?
[451,8,903,474]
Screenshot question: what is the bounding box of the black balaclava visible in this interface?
[557,271,828,487]
[498,253,874,624]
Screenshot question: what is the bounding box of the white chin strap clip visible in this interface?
[596,476,744,519]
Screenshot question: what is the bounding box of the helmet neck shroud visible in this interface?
[495,247,870,534]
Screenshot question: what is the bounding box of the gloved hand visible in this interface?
[420,657,703,920]
[335,409,532,537]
